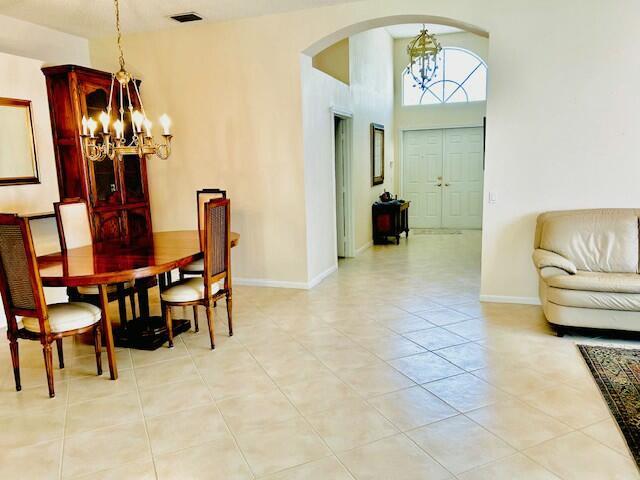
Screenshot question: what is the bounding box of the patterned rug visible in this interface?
[578,345,640,466]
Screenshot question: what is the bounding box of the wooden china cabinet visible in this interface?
[42,65,152,242]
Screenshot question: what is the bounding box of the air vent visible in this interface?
[170,12,203,23]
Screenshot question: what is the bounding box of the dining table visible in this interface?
[36,230,240,380]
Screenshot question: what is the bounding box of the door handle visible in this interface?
[444,183,450,187]
[436,183,442,187]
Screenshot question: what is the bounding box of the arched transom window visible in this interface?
[403,47,487,106]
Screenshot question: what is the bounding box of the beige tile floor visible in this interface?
[0,230,638,479]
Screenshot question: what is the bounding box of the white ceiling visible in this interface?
[385,23,463,39]
[0,0,363,38]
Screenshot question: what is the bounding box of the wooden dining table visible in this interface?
[37,230,239,380]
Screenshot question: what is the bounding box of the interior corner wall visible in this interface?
[302,27,395,284]
[349,28,395,253]
[393,31,488,193]
[312,38,350,85]
[0,17,90,328]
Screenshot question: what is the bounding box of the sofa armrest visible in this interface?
[532,249,577,275]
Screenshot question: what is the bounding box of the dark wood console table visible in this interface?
[372,201,410,245]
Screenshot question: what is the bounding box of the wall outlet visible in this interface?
[488,191,497,204]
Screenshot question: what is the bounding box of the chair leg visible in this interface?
[94,325,103,376]
[56,338,64,369]
[42,343,55,398]
[226,292,233,337]
[193,305,199,333]
[205,304,215,350]
[117,294,128,326]
[129,290,137,321]
[9,338,20,392]
[163,303,174,348]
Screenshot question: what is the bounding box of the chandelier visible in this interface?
[406,25,442,91]
[80,0,172,162]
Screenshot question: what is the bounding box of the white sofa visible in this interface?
[533,209,640,334]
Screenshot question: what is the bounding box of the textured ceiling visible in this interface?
[0,0,364,38]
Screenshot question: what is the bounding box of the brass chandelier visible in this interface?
[80,0,172,162]
[406,25,442,91]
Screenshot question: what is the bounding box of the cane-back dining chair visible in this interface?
[54,199,137,326]
[0,214,102,398]
[175,189,227,331]
[161,198,233,348]
[179,188,227,279]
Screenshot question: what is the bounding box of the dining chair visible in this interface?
[161,198,233,349]
[54,199,137,326]
[0,214,102,398]
[179,188,227,279]
[175,189,226,331]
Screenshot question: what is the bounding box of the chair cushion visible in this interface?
[546,272,640,294]
[22,302,101,333]
[77,282,133,295]
[161,277,221,303]
[180,258,204,273]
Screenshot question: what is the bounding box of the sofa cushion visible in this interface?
[546,271,640,294]
[547,287,640,311]
[536,210,640,273]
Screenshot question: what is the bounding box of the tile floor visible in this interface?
[0,230,638,479]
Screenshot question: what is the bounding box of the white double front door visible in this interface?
[403,127,484,229]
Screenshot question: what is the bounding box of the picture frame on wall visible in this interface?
[0,97,39,186]
[371,123,384,186]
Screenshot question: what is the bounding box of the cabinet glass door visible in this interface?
[122,154,145,203]
[84,87,121,206]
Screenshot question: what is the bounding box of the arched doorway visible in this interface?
[300,14,490,285]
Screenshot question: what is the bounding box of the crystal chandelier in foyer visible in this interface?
[80,0,172,162]
[406,25,442,91]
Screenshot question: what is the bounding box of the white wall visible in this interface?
[0,15,89,67]
[88,0,640,303]
[303,27,395,283]
[393,31,488,192]
[0,19,90,327]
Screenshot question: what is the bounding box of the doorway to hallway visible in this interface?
[402,127,484,229]
[333,113,353,258]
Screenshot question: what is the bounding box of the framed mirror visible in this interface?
[0,97,39,185]
[371,123,384,186]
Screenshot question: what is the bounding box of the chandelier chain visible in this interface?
[114,0,126,70]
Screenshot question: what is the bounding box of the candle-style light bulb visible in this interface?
[87,118,98,137]
[159,114,171,135]
[81,116,89,136]
[143,118,152,137]
[132,110,144,133]
[99,111,110,134]
[114,119,124,139]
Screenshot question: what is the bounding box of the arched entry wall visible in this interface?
[303,15,488,57]
[301,13,490,288]
[88,0,640,300]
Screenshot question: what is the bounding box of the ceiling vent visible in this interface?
[170,12,203,23]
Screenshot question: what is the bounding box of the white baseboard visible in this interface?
[308,265,338,289]
[233,277,310,289]
[234,264,338,290]
[480,294,541,305]
[356,241,372,256]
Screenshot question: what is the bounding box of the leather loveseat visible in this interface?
[533,209,640,334]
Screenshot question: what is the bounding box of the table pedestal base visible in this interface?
[115,317,192,350]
